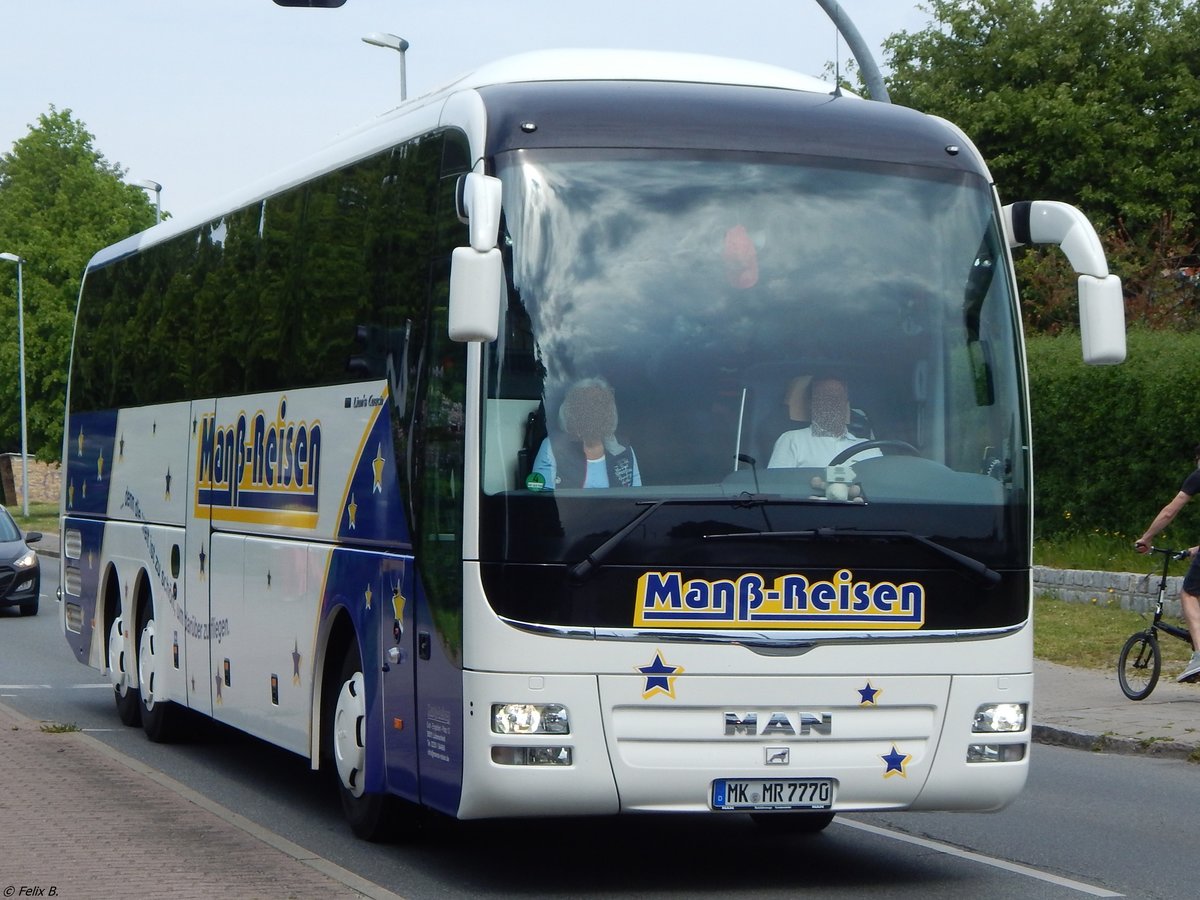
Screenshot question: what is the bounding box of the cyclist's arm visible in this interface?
[1135,490,1193,552]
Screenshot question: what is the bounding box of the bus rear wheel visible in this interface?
[139,610,181,742]
[108,616,141,726]
[331,644,394,841]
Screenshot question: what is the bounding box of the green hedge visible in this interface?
[1027,329,1200,541]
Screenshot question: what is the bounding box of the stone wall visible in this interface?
[1034,565,1183,617]
[0,454,61,506]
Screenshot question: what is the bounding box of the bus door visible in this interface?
[376,552,420,801]
[185,398,216,718]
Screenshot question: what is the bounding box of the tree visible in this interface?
[0,107,157,461]
[884,0,1200,329]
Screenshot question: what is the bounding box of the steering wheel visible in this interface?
[828,440,920,467]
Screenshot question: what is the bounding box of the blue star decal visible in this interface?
[881,744,911,778]
[858,681,880,705]
[637,650,684,699]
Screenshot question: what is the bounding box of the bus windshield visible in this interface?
[481,148,1029,632]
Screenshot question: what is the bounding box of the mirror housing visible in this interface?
[1078,274,1126,365]
[456,173,503,252]
[448,247,502,342]
[1003,200,1126,365]
[449,173,504,342]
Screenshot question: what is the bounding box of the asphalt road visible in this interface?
[3,569,1196,899]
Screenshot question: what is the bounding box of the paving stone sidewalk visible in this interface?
[0,701,401,900]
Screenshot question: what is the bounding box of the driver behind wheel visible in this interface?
[767,376,882,468]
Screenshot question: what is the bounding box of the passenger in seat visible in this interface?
[530,378,641,489]
[767,376,880,468]
[784,374,812,424]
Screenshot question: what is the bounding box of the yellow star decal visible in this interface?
[77,426,85,457]
[372,444,385,493]
[638,651,684,700]
[346,493,358,530]
[882,745,912,778]
[391,583,406,621]
[364,583,373,611]
[97,448,105,481]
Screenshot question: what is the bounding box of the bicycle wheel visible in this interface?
[1117,632,1161,701]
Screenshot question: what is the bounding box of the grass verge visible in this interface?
[1035,594,1194,677]
[10,501,58,535]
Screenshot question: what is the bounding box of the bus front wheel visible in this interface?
[331,644,394,841]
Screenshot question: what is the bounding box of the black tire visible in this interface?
[1118,632,1161,701]
[330,643,395,841]
[18,597,37,616]
[750,811,836,834]
[138,609,181,742]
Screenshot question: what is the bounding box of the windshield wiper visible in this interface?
[568,495,773,582]
[704,526,1001,587]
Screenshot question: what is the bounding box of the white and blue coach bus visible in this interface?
[60,49,1125,839]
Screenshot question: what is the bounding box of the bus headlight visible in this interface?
[491,703,570,735]
[966,743,1025,763]
[972,702,1027,733]
[491,746,573,766]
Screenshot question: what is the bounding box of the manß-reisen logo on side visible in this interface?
[194,398,321,526]
[634,570,924,629]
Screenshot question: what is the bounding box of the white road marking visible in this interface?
[0,683,110,690]
[838,818,1123,897]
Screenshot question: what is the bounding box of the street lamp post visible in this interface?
[362,32,410,101]
[135,179,163,224]
[0,252,29,517]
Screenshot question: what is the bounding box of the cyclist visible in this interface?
[1134,443,1200,682]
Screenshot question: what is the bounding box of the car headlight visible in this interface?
[973,702,1027,733]
[491,703,570,734]
[13,549,37,570]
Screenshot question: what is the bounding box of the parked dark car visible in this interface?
[0,506,40,616]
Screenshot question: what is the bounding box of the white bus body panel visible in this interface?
[459,563,1030,818]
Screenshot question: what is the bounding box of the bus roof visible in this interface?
[85,50,874,271]
[435,48,837,96]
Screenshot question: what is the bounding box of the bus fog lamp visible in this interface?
[973,702,1027,733]
[966,743,1026,763]
[491,746,572,766]
[491,703,569,734]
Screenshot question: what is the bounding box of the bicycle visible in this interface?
[1117,546,1194,700]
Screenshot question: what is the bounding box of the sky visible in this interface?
[0,0,934,220]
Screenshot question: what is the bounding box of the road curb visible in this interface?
[1033,723,1199,760]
